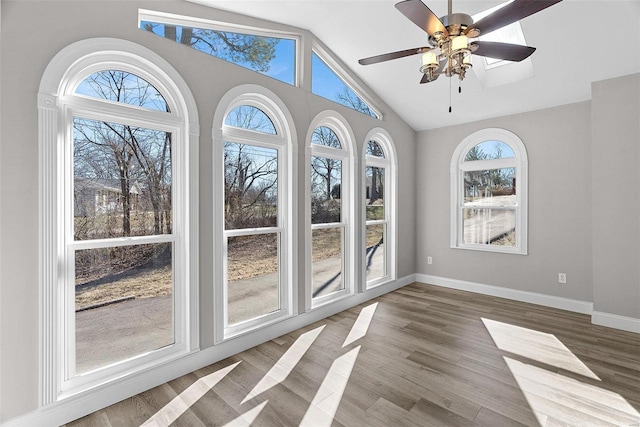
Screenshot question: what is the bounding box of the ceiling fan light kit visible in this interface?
[360,0,563,87]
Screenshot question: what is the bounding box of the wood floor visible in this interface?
[67,282,640,426]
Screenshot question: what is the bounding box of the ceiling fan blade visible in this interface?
[471,41,536,62]
[359,46,433,65]
[396,0,448,38]
[466,0,562,37]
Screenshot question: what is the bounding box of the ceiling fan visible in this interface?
[359,0,562,85]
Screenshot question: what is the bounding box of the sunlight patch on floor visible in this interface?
[141,361,241,427]
[241,325,325,403]
[299,345,361,427]
[504,357,640,426]
[482,317,601,380]
[343,302,378,347]
[222,400,269,427]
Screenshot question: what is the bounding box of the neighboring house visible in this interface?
[74,178,141,216]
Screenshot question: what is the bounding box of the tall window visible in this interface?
[215,88,294,339]
[39,39,198,401]
[451,128,528,254]
[364,133,396,288]
[308,114,355,307]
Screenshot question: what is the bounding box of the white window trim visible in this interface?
[306,111,357,310]
[311,41,382,120]
[450,128,528,255]
[138,9,301,88]
[212,85,297,343]
[363,128,398,290]
[38,38,199,404]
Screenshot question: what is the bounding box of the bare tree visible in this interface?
[141,22,278,73]
[74,71,173,237]
[336,87,376,117]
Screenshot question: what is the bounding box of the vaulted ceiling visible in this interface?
[189,1,640,130]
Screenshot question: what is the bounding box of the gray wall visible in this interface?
[416,73,640,319]
[0,0,416,421]
[591,73,640,318]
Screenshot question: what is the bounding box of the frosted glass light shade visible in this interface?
[451,35,469,52]
[421,51,438,67]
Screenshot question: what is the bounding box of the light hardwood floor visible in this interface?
[67,282,640,426]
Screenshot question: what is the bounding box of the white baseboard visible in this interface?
[417,274,640,335]
[592,311,640,334]
[1,274,414,427]
[416,274,594,314]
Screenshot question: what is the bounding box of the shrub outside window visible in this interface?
[451,128,528,254]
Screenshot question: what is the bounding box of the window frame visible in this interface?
[450,128,528,255]
[306,112,356,309]
[38,38,199,403]
[213,85,297,342]
[363,129,397,289]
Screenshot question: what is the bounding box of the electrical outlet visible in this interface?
[427,256,433,265]
[558,273,567,284]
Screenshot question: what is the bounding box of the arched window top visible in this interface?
[464,140,515,162]
[75,70,170,112]
[450,127,528,255]
[224,105,276,134]
[366,140,385,158]
[311,125,342,149]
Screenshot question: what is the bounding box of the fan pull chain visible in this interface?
[449,75,452,113]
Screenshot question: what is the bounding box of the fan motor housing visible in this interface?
[441,13,473,35]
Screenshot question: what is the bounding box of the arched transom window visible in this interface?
[364,133,397,288]
[214,87,295,340]
[307,113,355,308]
[451,128,528,254]
[38,38,198,402]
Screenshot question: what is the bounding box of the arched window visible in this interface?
[451,128,528,254]
[307,112,355,308]
[213,86,296,340]
[363,129,397,288]
[38,39,198,401]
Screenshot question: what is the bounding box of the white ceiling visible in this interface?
[188,0,640,131]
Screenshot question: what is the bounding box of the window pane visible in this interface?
[463,208,516,246]
[140,21,295,85]
[366,140,385,157]
[464,141,515,161]
[73,117,172,240]
[365,224,385,282]
[311,52,378,118]
[311,156,342,224]
[365,166,384,220]
[463,168,516,205]
[75,70,169,112]
[312,227,343,298]
[225,105,276,134]
[75,243,173,374]
[311,126,341,148]
[224,143,278,230]
[227,233,279,325]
